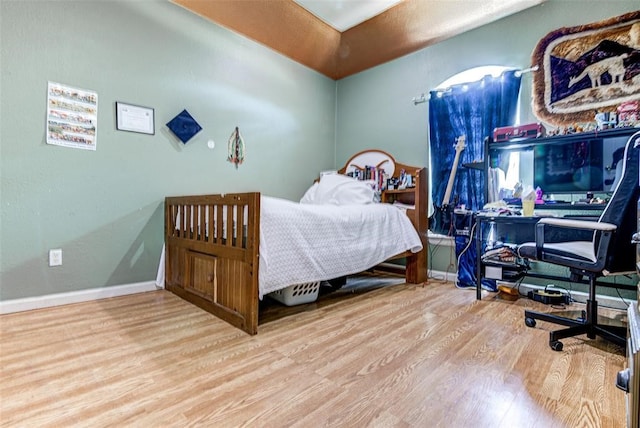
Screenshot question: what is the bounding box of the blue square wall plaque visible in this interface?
[166,109,202,144]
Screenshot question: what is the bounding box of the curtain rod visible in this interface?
[412,94,428,105]
[515,65,539,77]
[412,65,539,106]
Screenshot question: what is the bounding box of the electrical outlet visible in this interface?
[49,249,62,267]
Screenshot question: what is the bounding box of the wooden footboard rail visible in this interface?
[165,193,261,335]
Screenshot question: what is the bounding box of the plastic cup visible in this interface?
[522,200,535,216]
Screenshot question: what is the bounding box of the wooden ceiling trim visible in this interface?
[337,0,547,78]
[172,0,341,78]
[337,0,442,78]
[172,0,547,80]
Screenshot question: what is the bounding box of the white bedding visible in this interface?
[160,175,423,299]
[258,195,422,298]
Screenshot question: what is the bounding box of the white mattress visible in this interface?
[258,196,422,298]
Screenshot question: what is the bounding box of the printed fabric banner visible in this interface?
[46,82,98,150]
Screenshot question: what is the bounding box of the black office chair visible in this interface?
[518,130,640,351]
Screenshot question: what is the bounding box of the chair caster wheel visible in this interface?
[577,310,586,323]
[525,317,536,328]
[550,341,563,352]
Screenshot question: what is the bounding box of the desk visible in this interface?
[474,209,633,300]
[474,215,541,300]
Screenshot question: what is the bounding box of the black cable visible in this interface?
[611,275,631,309]
[614,286,631,309]
[456,221,476,271]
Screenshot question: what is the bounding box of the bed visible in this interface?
[164,150,428,334]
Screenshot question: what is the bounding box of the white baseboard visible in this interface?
[0,281,161,315]
[516,282,636,311]
[428,269,459,283]
[428,269,636,311]
[2,273,633,315]
[427,233,455,247]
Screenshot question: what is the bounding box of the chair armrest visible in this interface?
[538,217,617,232]
[533,218,616,261]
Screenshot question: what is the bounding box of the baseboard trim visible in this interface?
[0,281,161,315]
[428,269,458,283]
[427,233,455,247]
[517,282,636,311]
[2,274,633,314]
[427,270,636,311]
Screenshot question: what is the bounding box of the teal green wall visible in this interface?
[334,0,639,293]
[335,0,639,173]
[1,0,637,301]
[0,1,336,300]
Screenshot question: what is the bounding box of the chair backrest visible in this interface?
[599,130,640,273]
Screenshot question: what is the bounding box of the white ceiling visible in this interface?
[293,0,403,31]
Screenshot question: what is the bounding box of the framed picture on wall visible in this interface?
[115,101,155,135]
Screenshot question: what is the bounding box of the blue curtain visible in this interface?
[429,70,521,211]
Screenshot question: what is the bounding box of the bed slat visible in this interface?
[165,192,260,334]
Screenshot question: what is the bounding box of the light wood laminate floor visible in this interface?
[0,275,628,427]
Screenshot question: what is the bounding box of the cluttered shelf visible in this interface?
[382,187,418,206]
[477,202,606,219]
[489,126,638,150]
[473,214,540,300]
[483,126,639,211]
[530,202,605,208]
[384,188,416,195]
[508,202,606,211]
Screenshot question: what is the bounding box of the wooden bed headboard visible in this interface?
[338,149,428,284]
[337,149,423,181]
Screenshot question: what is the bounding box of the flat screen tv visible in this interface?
[533,135,629,194]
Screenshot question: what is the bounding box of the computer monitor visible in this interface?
[533,135,629,194]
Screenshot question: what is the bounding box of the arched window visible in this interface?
[435,65,517,90]
[429,65,522,229]
[434,66,524,197]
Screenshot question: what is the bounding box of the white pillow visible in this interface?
[300,182,319,204]
[300,174,374,205]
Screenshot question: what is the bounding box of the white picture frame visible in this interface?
[116,101,154,135]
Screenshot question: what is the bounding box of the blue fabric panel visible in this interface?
[429,70,521,212]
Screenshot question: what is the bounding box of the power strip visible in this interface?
[528,289,570,305]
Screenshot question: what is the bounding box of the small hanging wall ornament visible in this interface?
[227,126,245,169]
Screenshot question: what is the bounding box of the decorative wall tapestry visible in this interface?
[531,11,640,126]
